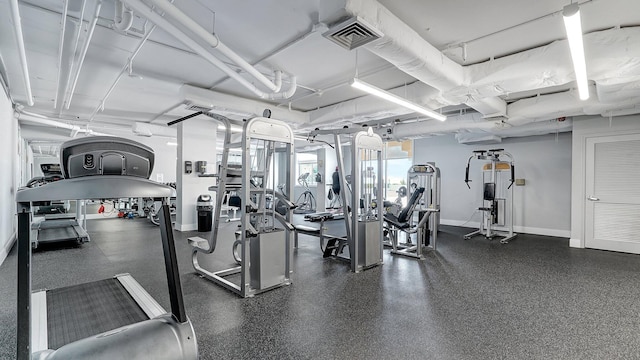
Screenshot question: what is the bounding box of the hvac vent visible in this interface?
[186,104,212,112]
[482,114,509,122]
[323,17,383,50]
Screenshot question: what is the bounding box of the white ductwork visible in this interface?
[179,85,308,124]
[113,0,133,32]
[132,122,177,137]
[379,90,590,141]
[456,28,640,101]
[338,0,507,116]
[317,0,640,140]
[123,0,296,100]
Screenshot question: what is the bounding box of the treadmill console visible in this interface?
[60,136,155,179]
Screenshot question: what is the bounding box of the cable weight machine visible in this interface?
[463,149,517,244]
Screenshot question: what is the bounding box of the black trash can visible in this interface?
[197,194,213,232]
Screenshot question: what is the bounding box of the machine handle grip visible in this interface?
[508,164,515,189]
[464,164,471,189]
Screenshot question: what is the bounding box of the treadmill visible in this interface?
[26,164,90,248]
[16,136,198,359]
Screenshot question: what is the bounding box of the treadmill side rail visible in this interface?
[116,274,166,319]
[31,291,48,353]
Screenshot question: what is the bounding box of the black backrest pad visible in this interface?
[397,187,425,223]
[60,136,154,179]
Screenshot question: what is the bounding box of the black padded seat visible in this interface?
[294,224,320,234]
[383,214,412,229]
[383,187,425,228]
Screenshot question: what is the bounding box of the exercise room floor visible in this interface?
[1,218,639,359]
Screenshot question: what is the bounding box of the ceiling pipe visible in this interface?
[9,0,34,106]
[207,22,329,91]
[53,0,69,109]
[113,0,134,32]
[15,111,109,137]
[89,0,176,121]
[144,0,285,93]
[64,0,102,110]
[122,0,295,100]
[60,0,87,111]
[179,84,308,124]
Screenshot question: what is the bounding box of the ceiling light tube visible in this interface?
[351,79,446,121]
[563,4,589,100]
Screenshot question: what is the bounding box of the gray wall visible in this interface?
[414,133,572,237]
[175,119,217,231]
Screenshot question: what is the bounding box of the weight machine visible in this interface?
[463,149,517,244]
[408,163,441,232]
[307,127,384,272]
[293,172,316,214]
[383,163,441,259]
[189,115,296,297]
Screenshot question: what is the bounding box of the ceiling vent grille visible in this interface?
[186,104,212,112]
[323,17,383,50]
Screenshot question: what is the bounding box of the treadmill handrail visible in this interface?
[17,176,173,202]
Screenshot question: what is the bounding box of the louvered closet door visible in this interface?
[585,133,640,254]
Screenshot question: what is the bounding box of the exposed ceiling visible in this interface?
[1,0,639,151]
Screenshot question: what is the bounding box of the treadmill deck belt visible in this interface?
[46,278,149,349]
[38,227,79,242]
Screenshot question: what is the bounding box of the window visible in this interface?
[384,140,413,206]
[296,153,318,187]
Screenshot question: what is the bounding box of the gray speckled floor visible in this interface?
[1,217,640,359]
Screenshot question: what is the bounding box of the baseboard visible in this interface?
[440,219,570,238]
[0,231,17,266]
[569,238,582,248]
[175,223,197,232]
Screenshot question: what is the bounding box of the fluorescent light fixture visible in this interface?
[563,4,589,100]
[166,141,178,146]
[350,78,446,121]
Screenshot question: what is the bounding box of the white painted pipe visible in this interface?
[9,0,34,106]
[114,0,134,32]
[122,0,272,99]
[61,0,87,109]
[268,75,297,100]
[65,0,103,110]
[54,0,69,109]
[145,0,283,93]
[90,6,166,120]
[16,111,109,136]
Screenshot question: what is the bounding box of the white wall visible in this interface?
[175,118,217,231]
[414,133,572,237]
[570,115,640,248]
[0,88,17,265]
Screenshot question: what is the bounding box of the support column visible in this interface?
[175,118,217,232]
